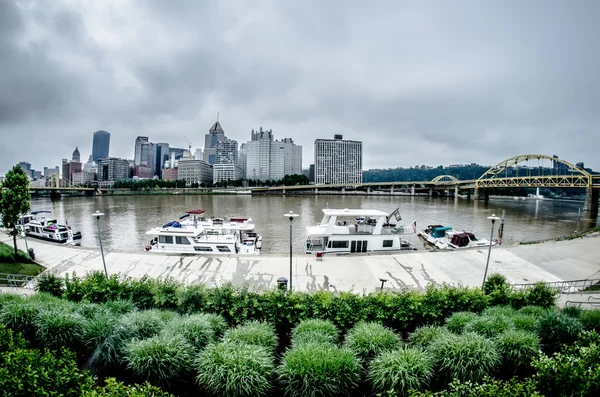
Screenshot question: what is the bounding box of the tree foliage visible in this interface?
[0,165,31,256]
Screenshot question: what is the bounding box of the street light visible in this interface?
[482,213,501,288]
[284,211,299,291]
[93,211,108,277]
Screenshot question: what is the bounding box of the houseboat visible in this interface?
[17,211,81,244]
[417,225,496,250]
[305,208,416,254]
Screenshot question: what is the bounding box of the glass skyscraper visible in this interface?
[92,130,110,162]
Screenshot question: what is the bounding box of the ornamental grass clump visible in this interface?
[368,347,434,396]
[197,312,228,338]
[408,325,452,348]
[161,314,215,351]
[518,305,549,317]
[0,300,46,340]
[278,343,360,397]
[343,321,401,362]
[428,332,500,386]
[580,309,600,332]
[124,334,195,388]
[561,305,583,318]
[196,341,275,397]
[463,314,514,337]
[223,320,278,354]
[102,299,137,315]
[495,329,540,377]
[34,308,85,352]
[445,311,477,334]
[483,305,517,318]
[511,313,538,332]
[535,310,582,354]
[291,319,339,347]
[80,310,120,354]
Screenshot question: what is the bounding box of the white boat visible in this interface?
[417,224,496,250]
[145,223,258,255]
[305,208,417,254]
[17,211,81,244]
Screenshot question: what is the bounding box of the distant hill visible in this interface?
[363,165,490,183]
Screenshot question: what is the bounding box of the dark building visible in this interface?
[92,130,111,162]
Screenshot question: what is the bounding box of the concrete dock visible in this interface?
[2,233,599,293]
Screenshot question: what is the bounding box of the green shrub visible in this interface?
[408,376,543,396]
[463,315,513,338]
[0,347,95,397]
[0,293,24,309]
[80,310,120,354]
[198,312,228,338]
[561,305,583,318]
[511,313,538,332]
[278,343,360,397]
[445,312,477,334]
[291,318,339,346]
[524,282,557,308]
[580,309,600,332]
[102,299,137,315]
[34,308,85,352]
[428,332,500,386]
[152,278,181,310]
[196,341,274,397]
[495,329,540,377]
[82,377,174,397]
[223,321,278,354]
[483,274,511,305]
[35,271,65,297]
[124,334,195,388]
[0,323,26,354]
[409,326,453,348]
[176,283,208,314]
[161,314,215,351]
[125,275,156,310]
[482,305,516,318]
[535,311,582,354]
[344,321,401,362]
[368,347,434,396]
[517,305,548,317]
[79,271,126,303]
[0,300,45,340]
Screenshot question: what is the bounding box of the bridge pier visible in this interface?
[341,187,345,193]
[314,188,318,195]
[367,187,371,194]
[411,185,415,196]
[454,185,459,198]
[390,185,394,195]
[584,188,599,212]
[428,188,433,197]
[50,190,61,200]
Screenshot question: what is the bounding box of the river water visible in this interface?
[28,194,597,254]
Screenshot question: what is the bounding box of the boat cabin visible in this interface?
[448,232,477,248]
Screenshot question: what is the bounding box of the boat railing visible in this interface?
[511,278,600,294]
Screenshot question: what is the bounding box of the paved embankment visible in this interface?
[3,233,599,293]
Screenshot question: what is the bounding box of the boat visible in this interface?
[17,211,81,244]
[144,222,258,255]
[417,224,496,250]
[305,208,417,254]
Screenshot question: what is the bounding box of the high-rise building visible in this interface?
[215,138,238,165]
[203,121,226,165]
[92,130,110,162]
[43,166,60,177]
[177,159,213,186]
[242,127,302,181]
[72,147,81,162]
[98,158,130,185]
[18,162,32,178]
[134,136,149,165]
[314,134,362,184]
[154,143,169,179]
[140,142,156,176]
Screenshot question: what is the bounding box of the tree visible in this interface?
[0,165,31,256]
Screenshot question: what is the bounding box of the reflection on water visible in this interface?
[30,195,597,254]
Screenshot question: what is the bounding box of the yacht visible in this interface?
[417,225,496,250]
[145,221,259,255]
[305,208,417,254]
[17,211,81,244]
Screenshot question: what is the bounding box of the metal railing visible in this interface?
[565,295,600,308]
[511,278,600,294]
[0,273,36,289]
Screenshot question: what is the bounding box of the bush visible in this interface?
[518,305,548,317]
[445,312,477,334]
[82,377,174,397]
[124,334,195,388]
[560,305,583,318]
[408,326,453,348]
[511,313,538,332]
[580,309,600,332]
[482,305,516,318]
[102,299,137,315]
[198,312,228,338]
[126,276,156,310]
[495,330,540,377]
[463,315,513,338]
[344,322,401,362]
[79,271,126,303]
[524,282,557,308]
[196,341,274,397]
[161,314,215,351]
[34,308,85,352]
[428,332,500,386]
[152,278,182,310]
[80,310,120,354]
[0,300,45,340]
[0,323,26,354]
[223,321,278,354]
[291,319,339,346]
[408,376,543,396]
[368,347,434,396]
[278,343,360,397]
[483,274,511,306]
[176,284,208,314]
[535,311,582,354]
[35,271,65,297]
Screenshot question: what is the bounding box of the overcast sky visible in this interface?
[1,0,599,174]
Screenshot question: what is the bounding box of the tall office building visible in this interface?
[18,162,32,178]
[242,127,302,181]
[154,143,170,178]
[140,142,156,176]
[98,158,130,185]
[72,147,80,162]
[203,121,226,165]
[314,134,362,184]
[92,130,110,162]
[134,136,149,165]
[215,138,238,164]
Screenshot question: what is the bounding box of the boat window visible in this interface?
[331,241,349,248]
[194,247,213,252]
[217,245,231,252]
[383,240,393,247]
[176,236,191,245]
[159,235,174,244]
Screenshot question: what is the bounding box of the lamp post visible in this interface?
[284,211,299,291]
[93,211,108,277]
[482,214,501,288]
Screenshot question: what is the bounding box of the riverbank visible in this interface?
[2,232,598,293]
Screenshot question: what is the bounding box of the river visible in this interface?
[28,194,597,254]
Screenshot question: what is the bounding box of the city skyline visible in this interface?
[1,1,599,174]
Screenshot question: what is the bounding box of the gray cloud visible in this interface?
[1,0,599,174]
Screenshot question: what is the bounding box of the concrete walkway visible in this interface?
[4,233,599,293]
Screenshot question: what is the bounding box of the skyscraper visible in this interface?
[134,136,149,165]
[314,134,362,184]
[92,130,110,162]
[203,121,226,165]
[242,127,302,181]
[72,146,81,162]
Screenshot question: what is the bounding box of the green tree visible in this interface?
[0,165,31,256]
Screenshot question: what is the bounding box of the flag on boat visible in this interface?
[410,220,417,234]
